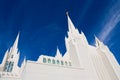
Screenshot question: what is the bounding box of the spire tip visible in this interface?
[66,11,69,16]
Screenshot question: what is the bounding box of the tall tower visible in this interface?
[95,37,120,80]
[65,13,83,67]
[3,33,20,73]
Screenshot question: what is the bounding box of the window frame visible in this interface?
[43,57,47,63]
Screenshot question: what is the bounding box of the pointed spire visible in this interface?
[22,57,26,66]
[66,12,76,33]
[65,36,68,42]
[18,51,20,56]
[9,32,20,58]
[55,47,62,58]
[13,32,20,50]
[1,49,9,66]
[81,31,85,37]
[81,31,88,45]
[20,56,26,74]
[95,36,102,47]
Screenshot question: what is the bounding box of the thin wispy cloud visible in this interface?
[99,10,120,42]
[98,0,120,42]
[98,0,120,43]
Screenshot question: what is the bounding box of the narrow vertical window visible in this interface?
[7,62,11,72]
[43,58,46,63]
[52,59,55,64]
[65,61,67,66]
[9,62,14,72]
[61,61,64,65]
[48,58,51,63]
[4,61,9,72]
[57,60,59,64]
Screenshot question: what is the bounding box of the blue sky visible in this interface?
[0,0,120,66]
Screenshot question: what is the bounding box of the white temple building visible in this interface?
[0,13,120,80]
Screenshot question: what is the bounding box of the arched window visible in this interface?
[52,59,55,64]
[65,61,67,66]
[61,61,64,65]
[57,60,59,64]
[43,58,46,63]
[48,58,51,63]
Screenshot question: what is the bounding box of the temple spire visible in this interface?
[55,47,62,58]
[95,36,103,47]
[66,12,76,33]
[12,32,20,50]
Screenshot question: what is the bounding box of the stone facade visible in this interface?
[0,13,120,80]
